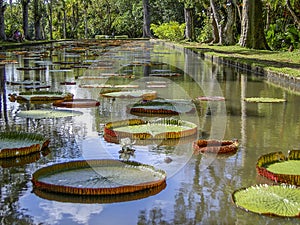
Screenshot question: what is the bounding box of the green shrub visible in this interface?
[150,21,185,41]
[266,19,300,51]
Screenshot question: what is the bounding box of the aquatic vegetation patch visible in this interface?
[232,184,300,217]
[244,97,286,103]
[193,139,239,154]
[8,91,74,103]
[256,150,300,185]
[104,118,197,140]
[16,109,83,119]
[32,159,166,195]
[101,90,157,100]
[129,99,195,115]
[0,132,49,158]
[53,99,100,108]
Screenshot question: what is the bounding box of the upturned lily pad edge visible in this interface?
[32,159,167,196]
[256,150,300,186]
[0,131,50,158]
[104,118,198,140]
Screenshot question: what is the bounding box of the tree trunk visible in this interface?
[33,0,43,40]
[0,0,6,40]
[210,0,224,45]
[239,0,270,49]
[49,0,53,40]
[224,1,236,45]
[21,0,30,40]
[142,0,151,38]
[84,8,88,38]
[63,8,66,39]
[210,13,219,44]
[184,7,195,41]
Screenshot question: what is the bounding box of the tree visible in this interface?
[239,0,269,49]
[33,0,44,40]
[142,0,151,37]
[286,0,300,29]
[21,0,30,40]
[0,0,6,40]
[179,0,196,41]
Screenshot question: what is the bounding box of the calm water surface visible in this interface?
[0,40,299,225]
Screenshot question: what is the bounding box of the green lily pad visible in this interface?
[267,160,300,175]
[8,91,74,104]
[244,97,286,103]
[104,118,197,140]
[232,184,300,217]
[256,150,300,185]
[101,90,157,100]
[32,159,166,195]
[0,132,49,158]
[129,99,195,116]
[16,109,83,119]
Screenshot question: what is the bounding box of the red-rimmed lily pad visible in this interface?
[32,159,166,195]
[0,132,50,158]
[193,139,239,154]
[104,118,197,140]
[232,184,300,217]
[53,99,100,108]
[256,150,300,186]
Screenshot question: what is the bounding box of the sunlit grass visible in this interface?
[182,42,300,77]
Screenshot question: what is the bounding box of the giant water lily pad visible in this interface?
[244,97,286,103]
[104,118,197,140]
[32,159,166,195]
[256,150,300,185]
[53,99,100,108]
[193,139,239,155]
[101,90,157,100]
[0,132,49,158]
[232,184,300,217]
[16,109,83,119]
[8,91,73,104]
[128,99,195,116]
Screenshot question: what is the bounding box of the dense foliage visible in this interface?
[0,0,299,50]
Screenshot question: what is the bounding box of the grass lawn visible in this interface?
[182,42,300,78]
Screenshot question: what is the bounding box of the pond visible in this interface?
[0,40,299,225]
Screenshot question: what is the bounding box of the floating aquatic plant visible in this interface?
[193,139,239,154]
[0,132,50,158]
[8,91,73,103]
[32,159,166,195]
[129,99,195,116]
[256,150,300,185]
[16,109,83,119]
[104,118,197,140]
[101,90,157,100]
[53,99,100,108]
[244,97,286,103]
[232,184,300,217]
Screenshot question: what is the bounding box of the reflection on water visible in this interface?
[0,40,299,225]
